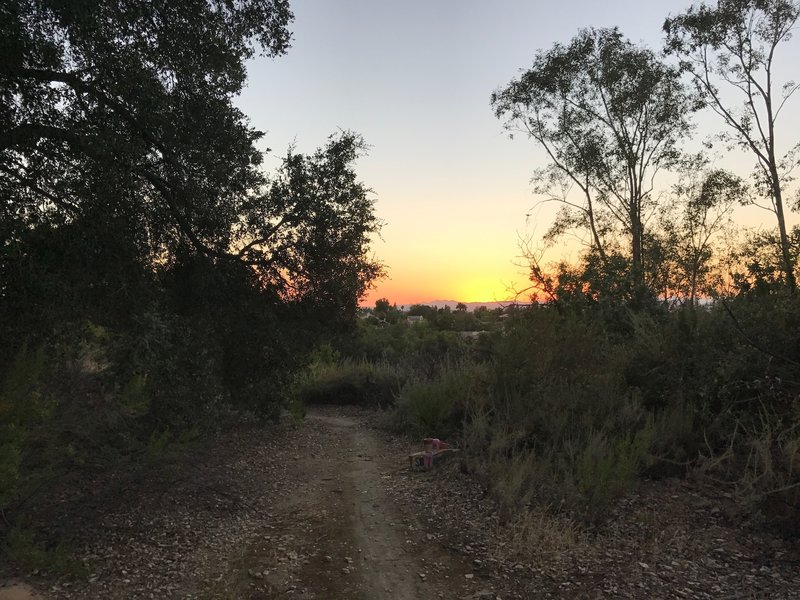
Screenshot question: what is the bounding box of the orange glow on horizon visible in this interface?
[356,190,535,309]
[361,275,524,307]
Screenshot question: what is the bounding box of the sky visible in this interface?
[235,0,800,306]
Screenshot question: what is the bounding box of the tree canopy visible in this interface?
[664,0,800,290]
[492,28,699,292]
[1,0,382,348]
[1,0,293,254]
[0,0,383,429]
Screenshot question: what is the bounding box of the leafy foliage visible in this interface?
[664,0,800,289]
[0,346,51,508]
[493,27,699,288]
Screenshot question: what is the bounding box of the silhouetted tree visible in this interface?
[664,0,800,290]
[0,0,383,427]
[493,27,699,291]
[659,169,746,303]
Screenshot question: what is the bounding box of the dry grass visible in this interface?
[491,508,588,564]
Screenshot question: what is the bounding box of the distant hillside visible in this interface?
[424,300,529,311]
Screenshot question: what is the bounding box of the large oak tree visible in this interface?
[1,0,382,347]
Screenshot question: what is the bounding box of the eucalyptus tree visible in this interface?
[493,28,698,291]
[664,0,800,291]
[660,169,747,304]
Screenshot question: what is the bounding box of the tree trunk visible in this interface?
[585,187,606,262]
[771,166,797,292]
[630,198,644,289]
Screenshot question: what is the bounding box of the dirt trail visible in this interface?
[214,408,480,599]
[7,405,800,599]
[0,583,41,600]
[6,407,486,599]
[310,413,421,598]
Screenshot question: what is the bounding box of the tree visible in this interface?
[1,0,293,351]
[659,169,746,303]
[0,0,387,533]
[241,132,384,318]
[375,298,392,313]
[0,0,384,423]
[493,28,698,290]
[1,0,294,257]
[732,226,800,293]
[664,0,800,291]
[1,1,382,349]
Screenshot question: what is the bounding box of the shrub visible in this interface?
[394,363,479,438]
[294,361,404,407]
[2,527,86,577]
[575,426,653,521]
[0,345,51,508]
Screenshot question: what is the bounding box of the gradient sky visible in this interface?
[235,1,800,306]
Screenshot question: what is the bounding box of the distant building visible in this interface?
[405,315,424,326]
[457,331,485,340]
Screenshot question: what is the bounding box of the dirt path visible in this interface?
[6,407,489,600]
[8,406,800,599]
[309,413,421,598]
[239,410,481,599]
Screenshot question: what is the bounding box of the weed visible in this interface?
[495,509,587,565]
[1,527,87,578]
[289,396,306,423]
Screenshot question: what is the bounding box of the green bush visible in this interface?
[295,361,404,407]
[457,307,661,522]
[575,426,653,521]
[0,345,51,508]
[2,527,86,577]
[394,363,481,437]
[334,291,800,531]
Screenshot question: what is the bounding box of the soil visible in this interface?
[3,405,800,599]
[0,582,40,600]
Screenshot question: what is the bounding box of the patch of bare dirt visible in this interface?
[2,407,489,599]
[5,405,800,599]
[0,582,42,600]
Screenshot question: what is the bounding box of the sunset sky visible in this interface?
[236,0,800,306]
